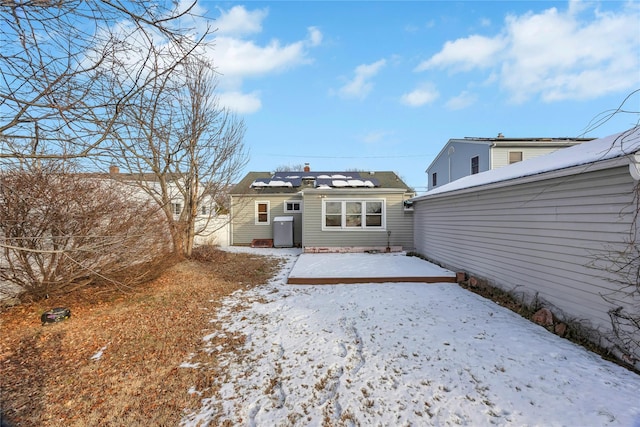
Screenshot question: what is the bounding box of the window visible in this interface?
[284,200,302,213]
[509,151,523,164]
[171,202,182,215]
[471,156,479,174]
[323,200,385,230]
[255,201,270,224]
[431,172,437,187]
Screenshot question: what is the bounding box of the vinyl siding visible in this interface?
[230,195,303,245]
[302,191,414,250]
[492,146,571,169]
[427,142,490,190]
[413,166,637,331]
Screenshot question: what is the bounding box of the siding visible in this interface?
[427,142,490,190]
[492,146,571,169]
[230,195,303,245]
[302,191,414,250]
[413,166,637,332]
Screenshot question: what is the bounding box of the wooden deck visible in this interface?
[286,253,457,285]
[287,276,457,285]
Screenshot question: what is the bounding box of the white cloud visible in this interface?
[361,130,392,144]
[214,5,267,36]
[416,2,640,103]
[307,26,323,47]
[200,5,322,112]
[339,59,387,99]
[400,83,439,107]
[218,91,262,114]
[414,35,506,72]
[445,91,478,110]
[212,37,309,78]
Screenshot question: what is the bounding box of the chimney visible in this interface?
[109,165,120,175]
[304,163,310,172]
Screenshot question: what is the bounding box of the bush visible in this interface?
[0,164,172,300]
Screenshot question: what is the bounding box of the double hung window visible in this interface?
[323,200,384,230]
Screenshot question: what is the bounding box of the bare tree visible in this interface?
[0,0,207,165]
[108,58,248,257]
[0,162,172,300]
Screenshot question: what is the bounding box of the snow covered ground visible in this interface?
[182,248,640,426]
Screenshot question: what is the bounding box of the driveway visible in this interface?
[182,248,640,426]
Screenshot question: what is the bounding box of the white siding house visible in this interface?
[426,135,593,190]
[413,127,640,366]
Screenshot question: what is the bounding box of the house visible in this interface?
[107,166,230,246]
[426,134,594,190]
[229,165,415,252]
[412,127,640,367]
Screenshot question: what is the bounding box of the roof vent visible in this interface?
[497,133,505,139]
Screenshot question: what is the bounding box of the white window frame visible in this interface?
[321,199,386,231]
[284,200,303,213]
[471,156,479,174]
[171,202,182,215]
[255,201,270,225]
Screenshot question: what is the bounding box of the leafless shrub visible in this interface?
[0,163,172,300]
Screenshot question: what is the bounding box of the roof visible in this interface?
[427,135,594,172]
[230,170,413,195]
[414,127,640,200]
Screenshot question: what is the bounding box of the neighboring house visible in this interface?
[426,134,594,190]
[107,166,229,246]
[229,165,415,252]
[412,127,640,367]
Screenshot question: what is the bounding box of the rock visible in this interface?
[554,322,567,337]
[469,277,479,288]
[532,308,554,326]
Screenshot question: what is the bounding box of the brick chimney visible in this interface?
[109,165,120,175]
[304,163,310,172]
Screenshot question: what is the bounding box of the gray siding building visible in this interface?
[413,127,640,366]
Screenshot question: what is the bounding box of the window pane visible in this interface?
[258,203,267,213]
[509,151,523,164]
[346,214,362,227]
[366,215,382,226]
[325,215,342,227]
[366,202,382,214]
[326,201,341,214]
[258,213,268,222]
[346,202,361,214]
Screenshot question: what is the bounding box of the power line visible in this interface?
[257,153,432,159]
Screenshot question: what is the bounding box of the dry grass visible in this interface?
[0,248,281,427]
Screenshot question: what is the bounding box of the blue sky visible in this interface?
[191,0,640,193]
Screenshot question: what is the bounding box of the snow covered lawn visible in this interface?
[182,249,640,426]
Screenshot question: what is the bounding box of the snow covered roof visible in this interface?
[249,171,380,189]
[415,127,640,200]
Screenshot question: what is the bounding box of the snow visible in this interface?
[182,248,640,426]
[289,252,455,280]
[416,127,640,198]
[90,344,109,361]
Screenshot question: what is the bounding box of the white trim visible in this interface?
[255,200,270,225]
[321,198,386,231]
[284,200,303,213]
